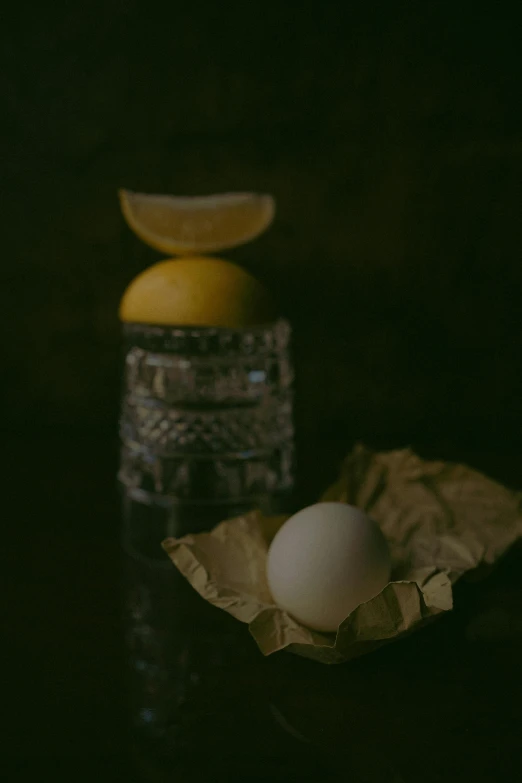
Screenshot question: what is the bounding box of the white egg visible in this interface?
[266,502,391,632]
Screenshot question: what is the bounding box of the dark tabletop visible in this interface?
[5,435,522,783]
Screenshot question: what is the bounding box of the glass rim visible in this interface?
[122,316,290,338]
[122,317,291,356]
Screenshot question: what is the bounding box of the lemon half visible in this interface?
[119,190,275,255]
[119,256,276,327]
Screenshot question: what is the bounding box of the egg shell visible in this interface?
[266,502,391,632]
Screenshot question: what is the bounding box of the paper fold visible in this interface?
[163,445,522,664]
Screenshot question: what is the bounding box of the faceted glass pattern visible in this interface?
[119,319,294,508]
[119,319,295,741]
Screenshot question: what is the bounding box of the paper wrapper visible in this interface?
[162,445,522,664]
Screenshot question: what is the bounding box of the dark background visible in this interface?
[2,2,522,781]
[3,2,522,480]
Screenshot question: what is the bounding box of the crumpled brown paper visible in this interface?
[162,444,522,664]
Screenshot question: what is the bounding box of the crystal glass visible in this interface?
[119,318,294,745]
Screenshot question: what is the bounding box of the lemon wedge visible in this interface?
[119,190,275,255]
[119,256,276,327]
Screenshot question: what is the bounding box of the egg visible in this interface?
[266,502,391,632]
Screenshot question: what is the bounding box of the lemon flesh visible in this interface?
[119,190,275,255]
[119,256,276,328]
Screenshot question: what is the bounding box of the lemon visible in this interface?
[119,256,276,327]
[119,190,275,255]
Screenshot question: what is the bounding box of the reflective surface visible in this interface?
[122,496,254,744]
